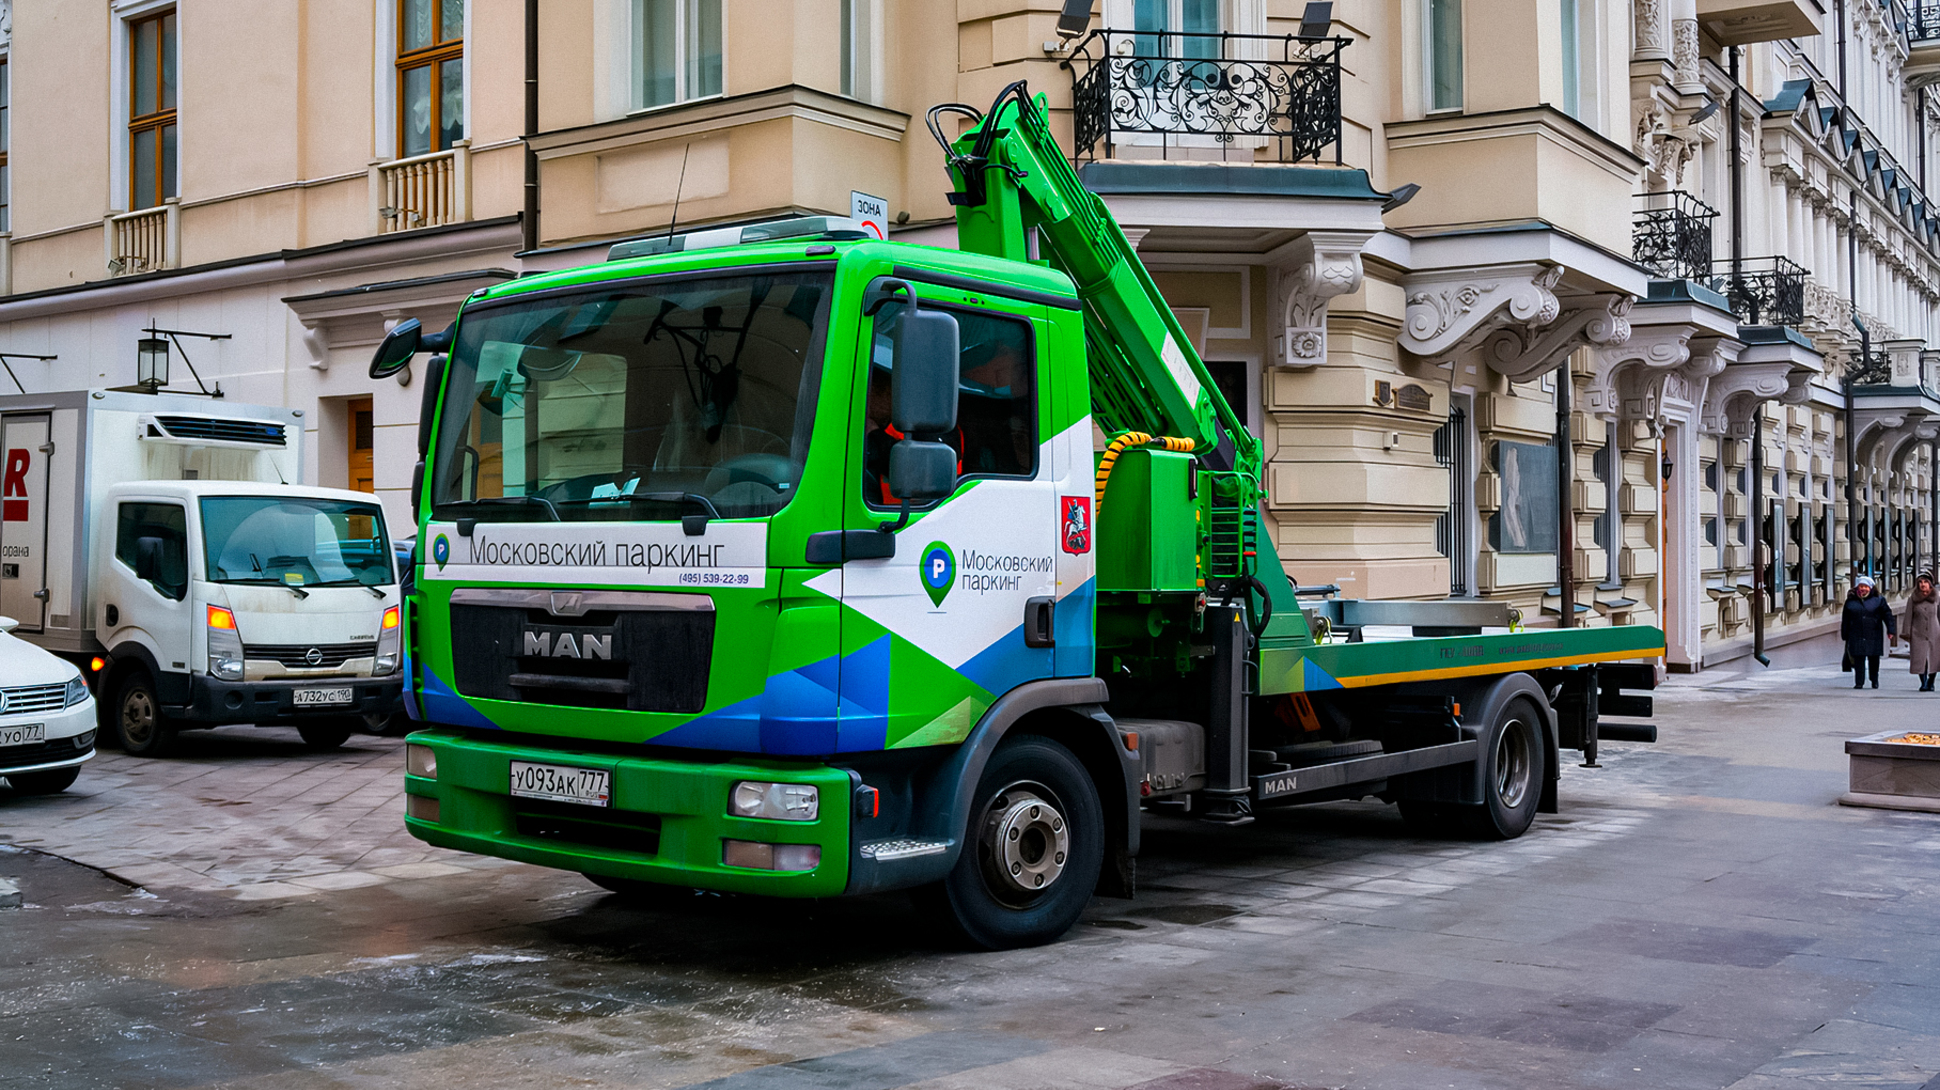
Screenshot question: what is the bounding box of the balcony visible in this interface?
[1065,30,1347,164]
[369,142,472,235]
[1905,2,1940,87]
[103,203,178,277]
[1695,0,1823,45]
[1709,256,1807,327]
[1847,349,1895,387]
[1632,191,1717,282]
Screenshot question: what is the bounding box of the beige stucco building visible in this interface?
[0,0,1932,670]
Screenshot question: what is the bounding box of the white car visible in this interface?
[0,615,96,795]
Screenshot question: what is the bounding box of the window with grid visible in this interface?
[129,10,178,211]
[636,0,722,109]
[398,0,463,158]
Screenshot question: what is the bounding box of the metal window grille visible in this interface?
[1434,407,1470,595]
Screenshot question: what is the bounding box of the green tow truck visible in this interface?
[373,83,1664,949]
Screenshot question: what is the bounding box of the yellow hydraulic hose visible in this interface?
[1095,431,1195,515]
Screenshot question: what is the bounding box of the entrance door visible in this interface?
[0,414,51,630]
[349,397,374,492]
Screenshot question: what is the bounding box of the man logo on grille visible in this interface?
[305,647,324,666]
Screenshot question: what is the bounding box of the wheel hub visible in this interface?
[122,690,155,745]
[981,785,1069,898]
[1495,718,1531,808]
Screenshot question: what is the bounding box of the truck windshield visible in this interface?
[199,497,394,588]
[431,269,832,523]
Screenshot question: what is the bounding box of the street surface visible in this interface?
[4,643,1939,1090]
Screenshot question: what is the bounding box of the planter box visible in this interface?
[1839,731,1940,813]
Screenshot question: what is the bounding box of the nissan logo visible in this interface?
[304,647,324,666]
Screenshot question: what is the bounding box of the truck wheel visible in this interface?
[7,767,80,795]
[360,711,411,737]
[922,735,1104,950]
[115,671,176,757]
[1463,696,1546,840]
[297,722,354,750]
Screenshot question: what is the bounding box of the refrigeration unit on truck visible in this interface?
[378,82,1665,949]
[0,389,403,756]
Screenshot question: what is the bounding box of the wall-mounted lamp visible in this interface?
[137,336,170,390]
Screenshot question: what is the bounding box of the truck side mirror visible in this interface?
[888,440,958,502]
[370,318,423,378]
[890,310,960,437]
[134,536,164,582]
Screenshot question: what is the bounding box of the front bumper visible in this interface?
[177,677,403,725]
[0,699,98,775]
[401,729,851,897]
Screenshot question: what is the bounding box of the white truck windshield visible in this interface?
[199,497,394,588]
[430,269,832,523]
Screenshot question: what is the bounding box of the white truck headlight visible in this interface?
[729,781,819,821]
[374,605,401,676]
[206,605,245,681]
[405,744,437,778]
[64,675,89,707]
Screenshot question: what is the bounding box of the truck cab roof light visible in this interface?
[607,216,877,262]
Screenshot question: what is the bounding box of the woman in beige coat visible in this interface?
[1906,571,1940,691]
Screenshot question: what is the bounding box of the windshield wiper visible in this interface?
[309,579,388,598]
[550,491,723,535]
[639,492,722,537]
[440,496,562,522]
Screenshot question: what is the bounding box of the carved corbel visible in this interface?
[301,322,330,372]
[1584,323,1694,418]
[1269,231,1368,368]
[1701,359,1807,438]
[1479,293,1633,381]
[1400,264,1562,362]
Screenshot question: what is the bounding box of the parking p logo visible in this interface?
[432,534,451,571]
[920,541,955,607]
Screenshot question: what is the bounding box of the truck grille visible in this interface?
[513,798,661,855]
[450,604,712,713]
[244,643,375,669]
[0,683,68,714]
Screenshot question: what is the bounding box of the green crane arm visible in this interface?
[934,83,1261,479]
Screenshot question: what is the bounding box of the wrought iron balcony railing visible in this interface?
[1709,256,1807,328]
[1632,191,1717,281]
[1907,0,1940,41]
[1846,350,1895,387]
[1064,30,1348,164]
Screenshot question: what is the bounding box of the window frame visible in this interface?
[1424,0,1463,114]
[115,500,190,600]
[633,0,724,113]
[395,0,465,159]
[860,301,1043,512]
[127,8,178,212]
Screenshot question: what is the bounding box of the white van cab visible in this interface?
[0,614,95,794]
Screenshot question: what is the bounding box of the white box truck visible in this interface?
[0,389,402,756]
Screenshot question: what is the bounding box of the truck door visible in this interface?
[833,287,1058,751]
[103,500,192,678]
[0,414,51,631]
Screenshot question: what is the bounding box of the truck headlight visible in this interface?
[64,675,89,707]
[207,605,245,681]
[373,605,401,676]
[729,781,819,821]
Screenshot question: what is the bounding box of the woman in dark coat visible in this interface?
[1905,571,1940,691]
[1842,575,1898,689]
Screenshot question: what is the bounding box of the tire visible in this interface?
[114,670,177,757]
[1461,695,1547,840]
[7,767,80,795]
[360,711,412,737]
[297,722,354,750]
[921,735,1104,950]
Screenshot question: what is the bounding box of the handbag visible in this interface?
[1842,649,1854,672]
